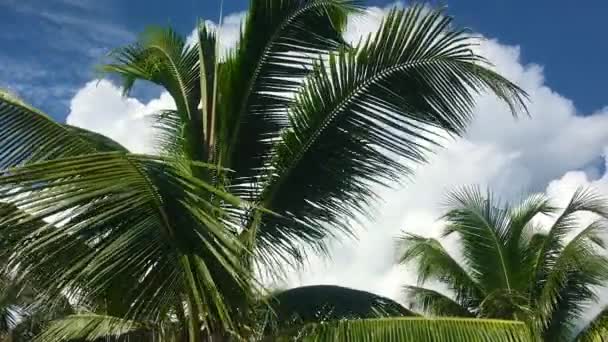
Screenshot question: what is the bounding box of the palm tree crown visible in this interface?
[0,1,529,341]
[400,186,608,341]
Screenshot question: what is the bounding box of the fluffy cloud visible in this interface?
[65,2,608,308]
[66,79,175,153]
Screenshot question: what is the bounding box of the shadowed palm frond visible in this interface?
[250,5,528,274]
[217,0,359,201]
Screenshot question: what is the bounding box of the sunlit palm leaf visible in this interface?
[576,306,608,342]
[35,314,153,342]
[288,317,532,341]
[0,90,111,169]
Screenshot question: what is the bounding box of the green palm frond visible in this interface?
[532,188,608,303]
[252,5,527,272]
[576,306,608,342]
[286,317,532,341]
[0,152,251,332]
[399,233,483,311]
[404,286,474,317]
[0,89,121,169]
[217,0,359,200]
[537,220,608,341]
[101,27,208,163]
[442,186,515,292]
[34,314,153,342]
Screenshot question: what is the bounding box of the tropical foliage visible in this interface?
[0,1,531,341]
[399,186,608,341]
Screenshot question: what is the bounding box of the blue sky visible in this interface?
[0,0,606,121]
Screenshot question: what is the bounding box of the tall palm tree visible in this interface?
[399,186,608,341]
[0,2,531,341]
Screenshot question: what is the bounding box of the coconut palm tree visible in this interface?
[0,1,532,341]
[399,186,608,341]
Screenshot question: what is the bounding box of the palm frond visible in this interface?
[285,317,532,341]
[404,286,474,317]
[34,314,152,342]
[252,5,527,273]
[0,152,252,332]
[0,90,123,169]
[399,233,484,311]
[217,0,359,200]
[101,27,208,163]
[576,306,608,342]
[442,186,515,293]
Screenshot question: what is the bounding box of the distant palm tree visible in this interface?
[399,186,608,341]
[0,1,530,341]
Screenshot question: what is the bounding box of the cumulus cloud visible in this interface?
[66,79,175,153]
[65,2,608,308]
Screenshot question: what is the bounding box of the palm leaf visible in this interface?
[537,220,608,341]
[0,152,251,332]
[0,90,121,169]
[251,5,527,272]
[34,314,152,342]
[217,0,359,200]
[576,306,608,342]
[286,317,532,341]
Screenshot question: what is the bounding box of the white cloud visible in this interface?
[185,12,246,56]
[66,79,175,153]
[65,3,608,310]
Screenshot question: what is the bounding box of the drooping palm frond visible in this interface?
[576,306,608,342]
[398,233,484,311]
[286,317,532,341]
[442,187,515,293]
[0,90,107,168]
[101,27,209,163]
[217,0,359,200]
[404,286,474,317]
[34,314,154,342]
[0,152,252,333]
[251,5,528,273]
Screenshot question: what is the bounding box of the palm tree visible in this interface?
[399,186,608,341]
[0,2,531,341]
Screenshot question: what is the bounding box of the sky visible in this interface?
[2,0,608,320]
